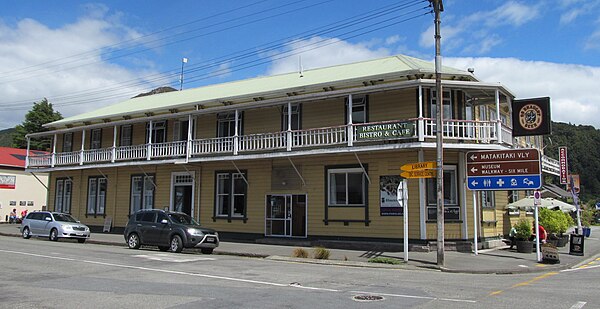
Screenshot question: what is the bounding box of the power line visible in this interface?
[0,1,429,111]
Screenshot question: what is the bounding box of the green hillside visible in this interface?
[0,128,15,147]
[544,122,600,203]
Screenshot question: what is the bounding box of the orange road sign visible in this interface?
[400,161,437,172]
[401,170,436,178]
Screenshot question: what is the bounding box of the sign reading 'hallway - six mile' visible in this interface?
[466,149,542,191]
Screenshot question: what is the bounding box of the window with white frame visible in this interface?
[282,104,301,130]
[63,133,73,152]
[150,121,167,143]
[90,128,102,149]
[327,167,366,206]
[55,178,72,213]
[481,191,495,209]
[173,119,195,141]
[215,171,247,218]
[87,176,107,216]
[217,112,242,137]
[120,125,132,146]
[130,175,155,214]
[430,89,452,119]
[426,165,459,220]
[345,95,368,124]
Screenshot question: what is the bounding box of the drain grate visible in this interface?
[352,295,385,302]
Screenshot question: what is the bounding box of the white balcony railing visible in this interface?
[83,148,112,163]
[27,118,515,168]
[152,141,187,158]
[239,132,287,152]
[55,151,81,166]
[28,154,52,167]
[115,144,147,161]
[293,125,347,148]
[190,136,234,155]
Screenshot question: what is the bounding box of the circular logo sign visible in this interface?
[518,104,543,130]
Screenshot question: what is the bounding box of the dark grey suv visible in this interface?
[124,209,219,254]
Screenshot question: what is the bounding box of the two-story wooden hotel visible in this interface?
[25,55,560,247]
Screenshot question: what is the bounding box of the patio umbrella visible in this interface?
[505,196,575,212]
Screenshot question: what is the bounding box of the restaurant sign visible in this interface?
[0,175,16,189]
[356,121,414,140]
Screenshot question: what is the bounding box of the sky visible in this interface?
[0,0,599,130]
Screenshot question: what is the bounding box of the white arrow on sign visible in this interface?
[470,166,478,173]
[470,154,477,161]
[471,180,478,186]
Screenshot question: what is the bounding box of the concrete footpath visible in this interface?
[1,224,598,274]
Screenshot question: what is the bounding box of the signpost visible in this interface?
[466,149,542,257]
[466,149,542,191]
[396,180,409,262]
[534,190,542,262]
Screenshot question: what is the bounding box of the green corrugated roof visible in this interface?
[49,55,470,127]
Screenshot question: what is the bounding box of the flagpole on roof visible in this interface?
[180,57,188,91]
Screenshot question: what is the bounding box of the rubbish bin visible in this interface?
[569,233,585,256]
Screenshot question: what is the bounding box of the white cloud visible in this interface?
[0,8,166,129]
[265,37,390,75]
[484,2,540,27]
[385,35,400,45]
[444,57,600,128]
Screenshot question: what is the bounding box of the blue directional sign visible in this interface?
[467,175,542,190]
[466,149,542,191]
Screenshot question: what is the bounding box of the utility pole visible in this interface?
[180,57,188,91]
[431,0,445,267]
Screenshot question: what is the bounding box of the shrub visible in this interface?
[368,257,403,265]
[539,207,572,235]
[581,208,594,227]
[514,219,532,240]
[291,248,308,258]
[312,247,330,259]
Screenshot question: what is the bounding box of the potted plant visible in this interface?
[514,219,533,253]
[539,208,572,247]
[581,208,594,238]
[557,211,574,246]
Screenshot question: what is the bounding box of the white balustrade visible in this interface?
[55,151,81,166]
[115,145,147,161]
[190,137,234,155]
[83,148,112,163]
[501,124,513,145]
[28,155,52,167]
[239,132,286,152]
[151,141,187,158]
[292,126,347,148]
[422,119,497,142]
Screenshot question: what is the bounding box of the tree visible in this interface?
[12,98,63,150]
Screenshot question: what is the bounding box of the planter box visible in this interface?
[557,235,569,247]
[516,240,533,253]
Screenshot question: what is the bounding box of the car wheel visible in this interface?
[201,248,213,254]
[127,233,141,249]
[158,246,169,252]
[49,228,59,241]
[170,235,183,253]
[78,239,86,244]
[22,227,31,239]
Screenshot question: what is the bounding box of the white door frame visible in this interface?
[264,194,307,238]
[170,171,195,216]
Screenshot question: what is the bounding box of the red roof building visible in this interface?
[0,147,48,169]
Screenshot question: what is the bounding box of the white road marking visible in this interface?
[561,265,600,272]
[570,301,587,309]
[134,253,216,262]
[350,290,476,303]
[518,265,529,268]
[1,249,475,304]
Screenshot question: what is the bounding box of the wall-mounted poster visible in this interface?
[380,175,403,216]
[0,175,16,189]
[19,201,26,206]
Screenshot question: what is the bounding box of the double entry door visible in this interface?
[265,194,306,237]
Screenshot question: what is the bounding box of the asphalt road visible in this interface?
[0,235,598,309]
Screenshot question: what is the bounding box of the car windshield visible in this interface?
[53,213,78,223]
[168,213,199,225]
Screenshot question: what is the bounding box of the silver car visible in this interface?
[21,211,90,243]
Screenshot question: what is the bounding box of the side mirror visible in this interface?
[160,219,169,224]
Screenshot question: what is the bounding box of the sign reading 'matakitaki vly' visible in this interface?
[356,121,414,140]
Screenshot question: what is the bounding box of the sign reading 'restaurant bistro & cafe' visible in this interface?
[356,121,415,140]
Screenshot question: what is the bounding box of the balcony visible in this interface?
[27,118,512,169]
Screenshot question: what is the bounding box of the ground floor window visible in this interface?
[481,191,495,209]
[55,178,72,213]
[130,174,155,214]
[426,165,459,221]
[215,171,247,220]
[327,167,366,206]
[87,176,107,216]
